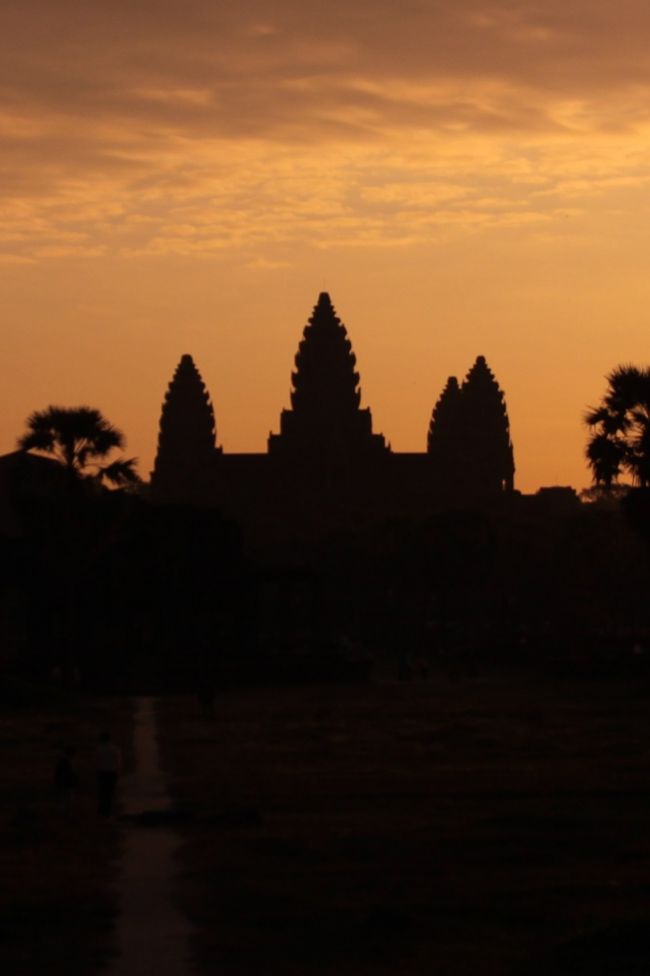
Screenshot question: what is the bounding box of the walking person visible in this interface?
[53,744,79,813]
[96,731,122,817]
[197,678,216,718]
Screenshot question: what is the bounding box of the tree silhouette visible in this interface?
[586,365,650,487]
[18,406,139,486]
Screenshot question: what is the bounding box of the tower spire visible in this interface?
[268,292,386,461]
[460,355,515,492]
[151,354,220,498]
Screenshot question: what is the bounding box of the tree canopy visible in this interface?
[18,406,140,487]
[585,366,650,487]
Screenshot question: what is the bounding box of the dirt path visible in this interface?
[105,697,193,976]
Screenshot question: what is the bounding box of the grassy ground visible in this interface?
[0,689,133,975]
[157,672,650,975]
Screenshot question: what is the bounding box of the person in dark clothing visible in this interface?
[197,680,216,718]
[95,731,121,817]
[53,745,79,812]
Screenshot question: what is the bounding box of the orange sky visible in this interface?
[3,0,650,493]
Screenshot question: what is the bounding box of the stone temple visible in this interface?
[151,292,515,539]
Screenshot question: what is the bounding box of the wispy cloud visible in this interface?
[3,1,650,261]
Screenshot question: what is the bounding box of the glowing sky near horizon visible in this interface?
[3,0,650,492]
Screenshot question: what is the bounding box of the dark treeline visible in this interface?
[2,453,650,695]
[5,303,650,696]
[4,349,650,695]
[0,473,245,692]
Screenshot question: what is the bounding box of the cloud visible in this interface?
[6,1,650,143]
[246,257,294,270]
[3,1,650,261]
[0,253,34,264]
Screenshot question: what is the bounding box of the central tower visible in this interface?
[268,292,387,463]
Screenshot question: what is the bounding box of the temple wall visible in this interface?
[151,447,515,551]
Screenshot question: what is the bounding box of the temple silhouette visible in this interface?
[151,292,515,538]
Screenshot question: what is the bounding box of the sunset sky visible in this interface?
[3,0,650,492]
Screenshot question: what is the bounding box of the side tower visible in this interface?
[151,354,221,500]
[460,355,515,492]
[268,292,387,464]
[427,375,462,475]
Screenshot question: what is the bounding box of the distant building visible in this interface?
[150,292,516,537]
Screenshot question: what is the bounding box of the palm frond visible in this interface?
[586,432,625,486]
[99,458,141,487]
[18,405,133,482]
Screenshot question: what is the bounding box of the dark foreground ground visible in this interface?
[157,672,650,976]
[0,689,132,975]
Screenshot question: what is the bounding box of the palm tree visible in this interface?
[18,406,140,487]
[585,366,650,487]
